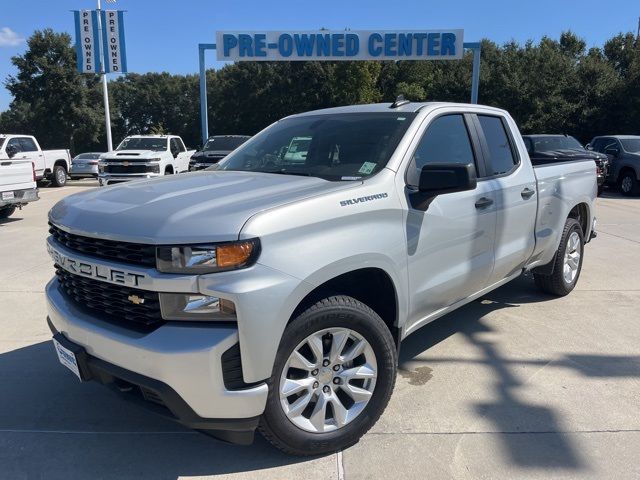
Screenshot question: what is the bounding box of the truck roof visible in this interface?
[289,102,509,118]
[124,135,177,139]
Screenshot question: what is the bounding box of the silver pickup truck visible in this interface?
[45,102,596,455]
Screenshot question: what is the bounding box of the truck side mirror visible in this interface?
[409,163,477,210]
[418,163,477,195]
[5,145,18,158]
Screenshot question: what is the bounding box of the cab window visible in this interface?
[407,114,476,186]
[478,115,518,176]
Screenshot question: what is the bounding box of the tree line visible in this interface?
[1,29,639,154]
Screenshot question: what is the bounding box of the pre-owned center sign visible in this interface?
[216,30,464,61]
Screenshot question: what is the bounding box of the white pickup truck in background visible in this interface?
[0,134,71,187]
[98,135,195,186]
[0,137,39,219]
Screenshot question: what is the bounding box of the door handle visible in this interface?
[475,197,494,209]
[521,187,536,199]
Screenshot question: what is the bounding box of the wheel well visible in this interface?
[54,160,67,171]
[568,203,589,237]
[291,268,400,347]
[165,165,174,174]
[618,167,637,182]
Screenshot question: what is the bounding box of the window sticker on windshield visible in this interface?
[358,162,376,175]
[341,176,362,181]
[397,117,406,121]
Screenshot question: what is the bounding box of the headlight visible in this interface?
[156,239,260,274]
[159,293,237,321]
[98,163,105,173]
[148,158,162,162]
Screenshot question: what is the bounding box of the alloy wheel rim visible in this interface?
[57,169,66,184]
[622,176,632,192]
[279,327,377,433]
[563,231,581,284]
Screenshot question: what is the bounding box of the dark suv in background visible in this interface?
[587,136,640,196]
[189,135,251,171]
[523,134,609,195]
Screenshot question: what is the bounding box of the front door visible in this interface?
[403,113,497,334]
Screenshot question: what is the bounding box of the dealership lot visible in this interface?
[0,181,639,479]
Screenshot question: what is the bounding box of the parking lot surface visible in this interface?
[1,181,639,479]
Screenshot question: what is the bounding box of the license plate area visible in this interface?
[1,191,15,201]
[52,333,92,381]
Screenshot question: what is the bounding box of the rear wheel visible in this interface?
[0,205,16,219]
[51,165,67,187]
[534,218,584,296]
[259,295,397,456]
[619,171,638,196]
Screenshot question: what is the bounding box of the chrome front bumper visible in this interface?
[46,278,268,420]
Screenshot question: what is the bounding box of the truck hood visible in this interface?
[101,150,164,160]
[49,171,359,244]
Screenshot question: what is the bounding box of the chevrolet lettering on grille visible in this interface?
[47,243,146,287]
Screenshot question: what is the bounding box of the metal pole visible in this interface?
[199,44,208,146]
[97,0,113,151]
[471,45,481,104]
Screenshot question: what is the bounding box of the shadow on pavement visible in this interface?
[398,274,640,472]
[0,342,310,479]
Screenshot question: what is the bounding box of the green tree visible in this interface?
[1,29,104,154]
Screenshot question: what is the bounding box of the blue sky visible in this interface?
[0,0,637,111]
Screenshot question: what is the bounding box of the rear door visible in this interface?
[171,138,189,172]
[474,114,537,285]
[403,112,497,334]
[16,137,42,177]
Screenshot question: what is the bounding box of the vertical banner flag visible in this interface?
[74,10,102,73]
[101,10,128,73]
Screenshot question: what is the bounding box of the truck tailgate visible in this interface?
[0,158,34,191]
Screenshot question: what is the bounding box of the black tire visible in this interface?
[619,171,638,197]
[51,165,67,187]
[259,295,397,456]
[533,218,584,296]
[0,205,16,219]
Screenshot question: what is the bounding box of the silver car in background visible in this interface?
[70,152,103,179]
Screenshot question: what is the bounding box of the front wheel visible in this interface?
[51,165,67,187]
[534,218,584,296]
[259,295,397,456]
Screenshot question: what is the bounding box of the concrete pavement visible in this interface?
[0,182,638,479]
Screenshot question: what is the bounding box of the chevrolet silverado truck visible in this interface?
[46,102,597,456]
[0,138,39,219]
[98,135,195,186]
[0,134,71,187]
[189,135,251,171]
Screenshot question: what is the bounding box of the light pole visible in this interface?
[96,0,113,151]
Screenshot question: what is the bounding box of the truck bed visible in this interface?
[528,159,597,268]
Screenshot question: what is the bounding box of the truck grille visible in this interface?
[55,266,163,329]
[49,223,157,267]
[104,165,155,174]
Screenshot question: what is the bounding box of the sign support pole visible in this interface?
[464,42,481,104]
[199,43,216,146]
[97,0,113,151]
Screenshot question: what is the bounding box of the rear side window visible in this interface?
[478,115,517,176]
[19,137,38,152]
[408,114,476,185]
[6,138,22,152]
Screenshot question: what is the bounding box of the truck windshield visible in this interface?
[621,138,640,153]
[116,138,168,152]
[533,136,584,152]
[203,137,249,151]
[216,113,416,181]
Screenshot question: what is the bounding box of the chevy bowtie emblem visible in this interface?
[122,161,130,166]
[128,294,145,305]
